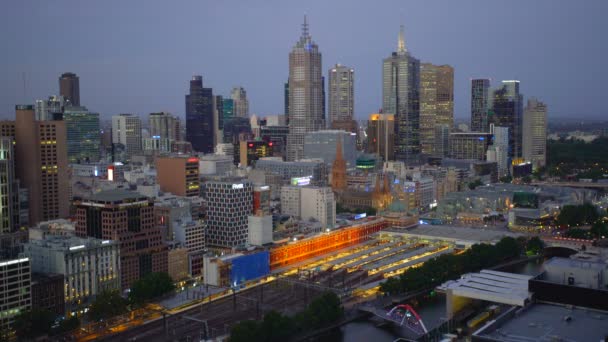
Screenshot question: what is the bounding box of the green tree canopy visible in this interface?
[89,289,128,321]
[128,272,175,304]
[12,308,55,341]
[526,236,545,255]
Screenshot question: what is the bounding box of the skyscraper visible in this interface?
[489,80,523,158]
[419,63,454,156]
[328,64,354,127]
[205,179,253,247]
[111,114,142,158]
[382,25,420,164]
[35,95,67,121]
[63,106,100,163]
[286,16,324,161]
[0,137,17,234]
[367,113,395,161]
[149,112,180,141]
[222,98,234,130]
[523,98,547,168]
[2,106,69,225]
[186,76,215,153]
[471,79,491,132]
[231,87,249,118]
[59,72,80,106]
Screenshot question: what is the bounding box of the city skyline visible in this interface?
[0,1,606,120]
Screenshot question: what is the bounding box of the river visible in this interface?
[332,259,545,341]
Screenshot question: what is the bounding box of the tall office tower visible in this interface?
[74,189,168,290]
[111,113,142,158]
[284,81,290,125]
[35,95,67,121]
[4,106,69,225]
[59,72,80,106]
[489,80,523,158]
[231,87,249,118]
[382,25,421,164]
[222,98,234,130]
[0,137,17,233]
[434,124,450,158]
[328,64,354,126]
[367,113,395,161]
[470,79,491,132]
[186,76,215,153]
[419,63,454,155]
[286,16,325,161]
[205,179,253,247]
[213,95,223,146]
[448,132,494,160]
[63,106,100,163]
[0,257,31,340]
[156,155,200,197]
[523,98,547,168]
[487,124,510,178]
[149,112,180,141]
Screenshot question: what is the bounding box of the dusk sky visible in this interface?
[1,0,606,121]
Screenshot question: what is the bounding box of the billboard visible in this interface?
[290,176,311,186]
[230,251,270,287]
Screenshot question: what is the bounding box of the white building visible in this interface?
[231,87,249,118]
[280,185,301,218]
[173,218,206,253]
[300,187,336,229]
[248,215,273,246]
[23,235,120,314]
[523,98,547,169]
[111,114,142,157]
[0,258,31,339]
[199,154,234,176]
[488,124,510,178]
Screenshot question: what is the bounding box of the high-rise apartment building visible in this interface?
[74,190,168,289]
[111,114,142,158]
[287,17,325,161]
[523,98,547,169]
[63,106,100,163]
[471,79,491,132]
[59,72,80,106]
[489,80,523,158]
[487,124,510,178]
[419,63,454,156]
[0,257,31,340]
[367,113,395,161]
[205,179,253,247]
[186,76,215,153]
[382,26,421,164]
[155,155,200,197]
[328,64,354,126]
[231,87,249,118]
[1,106,70,225]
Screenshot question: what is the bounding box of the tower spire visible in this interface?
[397,24,407,54]
[302,15,309,38]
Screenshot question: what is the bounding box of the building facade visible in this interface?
[382,25,420,164]
[489,80,523,158]
[63,106,101,163]
[255,158,327,186]
[419,63,454,156]
[449,132,494,160]
[205,179,253,248]
[367,113,395,161]
[328,64,354,126]
[0,137,18,233]
[186,76,215,153]
[111,114,142,158]
[35,95,67,121]
[74,190,167,289]
[149,112,180,153]
[287,17,325,161]
[303,130,357,168]
[523,98,547,169]
[0,258,31,340]
[301,186,336,229]
[470,78,491,132]
[231,87,249,118]
[156,156,200,197]
[59,72,80,106]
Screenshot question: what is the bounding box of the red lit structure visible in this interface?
[269,218,387,270]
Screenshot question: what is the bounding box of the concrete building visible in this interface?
[156,155,200,197]
[449,132,493,160]
[280,185,301,218]
[198,154,234,176]
[328,64,354,126]
[434,124,450,158]
[301,187,336,229]
[487,124,510,177]
[1,105,70,225]
[63,106,101,163]
[470,78,490,132]
[167,247,189,282]
[205,179,253,248]
[59,72,80,106]
[255,158,327,186]
[173,217,206,277]
[248,214,273,246]
[23,235,120,314]
[35,95,67,121]
[382,25,421,164]
[286,16,325,161]
[74,190,167,290]
[523,98,547,169]
[231,87,249,118]
[147,112,180,153]
[112,114,142,158]
[31,273,65,316]
[303,130,357,168]
[0,257,31,340]
[419,63,454,156]
[366,113,395,161]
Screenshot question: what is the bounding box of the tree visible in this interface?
[468,179,483,190]
[129,272,175,304]
[590,221,608,239]
[526,237,545,255]
[89,289,128,321]
[521,175,532,184]
[557,203,599,227]
[230,320,260,342]
[53,316,80,334]
[564,228,591,239]
[12,308,55,340]
[500,175,513,183]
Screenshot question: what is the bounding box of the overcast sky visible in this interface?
[1,0,606,121]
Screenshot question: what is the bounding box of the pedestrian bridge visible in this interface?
[359,303,428,336]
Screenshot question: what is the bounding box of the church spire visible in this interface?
[397,24,407,54]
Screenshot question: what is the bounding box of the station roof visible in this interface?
[439,270,533,306]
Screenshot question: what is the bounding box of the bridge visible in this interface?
[359,303,428,336]
[541,236,599,251]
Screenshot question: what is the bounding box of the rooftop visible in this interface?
[477,303,608,342]
[388,225,522,244]
[440,270,533,306]
[85,189,149,203]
